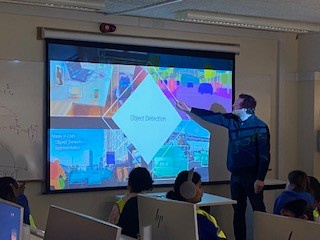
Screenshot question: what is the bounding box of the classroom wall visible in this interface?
[0,3,303,239]
[297,33,320,180]
[277,34,299,179]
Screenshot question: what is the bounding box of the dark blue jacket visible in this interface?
[191,108,270,180]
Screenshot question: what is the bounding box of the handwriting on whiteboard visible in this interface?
[0,83,14,96]
[0,98,39,143]
[0,168,18,178]
[0,118,39,143]
[0,142,28,179]
[0,62,44,180]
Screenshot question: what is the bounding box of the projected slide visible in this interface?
[49,59,232,190]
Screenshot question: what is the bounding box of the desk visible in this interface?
[29,229,135,240]
[30,234,44,240]
[120,234,137,240]
[29,228,45,240]
[198,193,237,206]
[116,192,236,207]
[30,233,136,240]
[264,178,287,190]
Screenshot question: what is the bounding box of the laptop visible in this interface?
[66,61,94,82]
[0,198,24,240]
[254,211,320,240]
[44,205,121,240]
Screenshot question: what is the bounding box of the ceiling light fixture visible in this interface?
[107,0,183,15]
[176,10,320,33]
[0,0,103,12]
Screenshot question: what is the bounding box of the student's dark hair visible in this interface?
[128,167,153,193]
[281,199,308,218]
[0,177,18,201]
[288,170,310,192]
[308,176,320,202]
[239,93,256,114]
[166,170,201,201]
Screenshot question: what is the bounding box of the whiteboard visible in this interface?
[0,60,44,180]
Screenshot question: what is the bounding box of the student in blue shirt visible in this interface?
[273,170,314,215]
[166,169,227,240]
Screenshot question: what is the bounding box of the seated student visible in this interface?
[308,176,320,221]
[280,199,311,220]
[116,167,153,239]
[166,169,227,240]
[273,170,314,215]
[309,176,320,205]
[0,177,33,226]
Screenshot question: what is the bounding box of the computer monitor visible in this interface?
[254,211,320,240]
[44,205,121,240]
[0,198,24,240]
[138,194,199,240]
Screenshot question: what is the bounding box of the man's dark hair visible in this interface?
[288,170,310,192]
[239,94,256,114]
[128,167,153,193]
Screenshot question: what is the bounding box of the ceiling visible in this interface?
[2,0,320,26]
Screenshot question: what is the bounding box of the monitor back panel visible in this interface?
[138,194,199,240]
[254,211,320,240]
[44,205,121,240]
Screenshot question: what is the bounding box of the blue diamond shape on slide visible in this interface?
[112,73,182,164]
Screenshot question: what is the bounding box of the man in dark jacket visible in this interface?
[177,93,270,240]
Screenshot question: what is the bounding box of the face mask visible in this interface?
[233,108,252,121]
[232,108,244,117]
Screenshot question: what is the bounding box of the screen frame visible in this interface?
[45,38,235,193]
